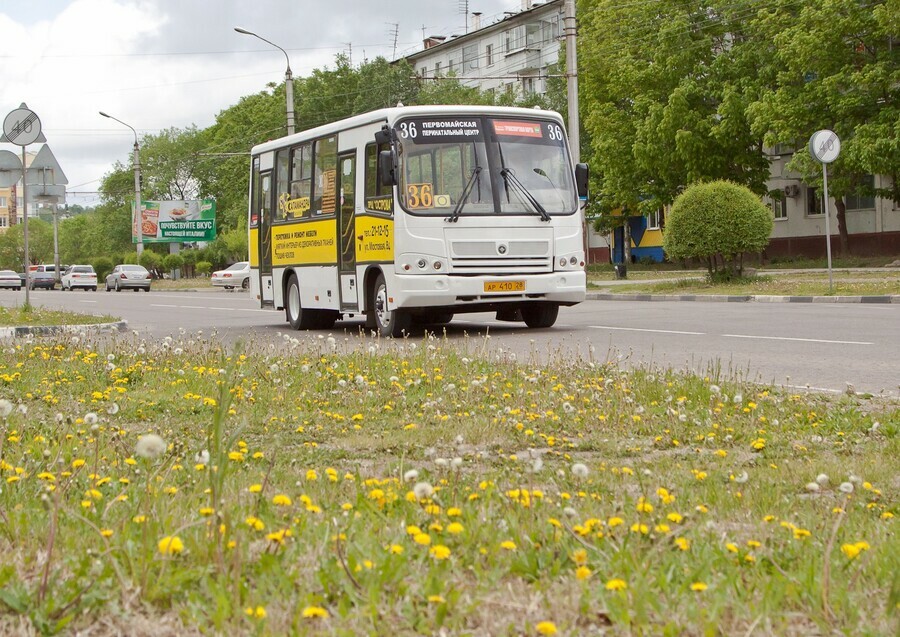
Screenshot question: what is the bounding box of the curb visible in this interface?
[0,321,129,339]
[586,293,900,304]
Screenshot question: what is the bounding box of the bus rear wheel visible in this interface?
[521,303,559,329]
[285,274,317,330]
[373,273,410,338]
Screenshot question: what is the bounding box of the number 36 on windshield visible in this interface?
[406,183,434,210]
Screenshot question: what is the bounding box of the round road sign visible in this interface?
[808,130,841,164]
[3,108,42,146]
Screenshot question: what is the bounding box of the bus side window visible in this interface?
[313,136,338,216]
[250,157,260,227]
[275,149,290,221]
[290,143,312,220]
[365,142,393,214]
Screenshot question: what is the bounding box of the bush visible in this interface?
[92,256,114,282]
[163,253,185,272]
[663,180,772,278]
[196,261,213,276]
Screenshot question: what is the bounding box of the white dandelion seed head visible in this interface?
[563,402,575,414]
[450,457,463,469]
[177,369,185,376]
[90,424,100,434]
[734,471,749,484]
[16,404,27,415]
[355,375,366,385]
[135,434,167,460]
[642,469,653,477]
[838,482,854,494]
[0,399,13,418]
[55,413,64,423]
[195,450,210,466]
[571,463,589,478]
[733,393,743,404]
[301,364,310,373]
[563,506,578,517]
[532,457,544,473]
[403,469,419,482]
[848,474,863,485]
[269,364,279,374]
[805,482,820,493]
[84,412,98,426]
[107,354,115,362]
[455,435,464,445]
[815,473,829,486]
[413,482,434,500]
[435,458,449,467]
[107,403,119,415]
[337,379,347,387]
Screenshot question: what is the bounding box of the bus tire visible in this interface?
[373,273,410,338]
[285,274,317,330]
[521,303,559,329]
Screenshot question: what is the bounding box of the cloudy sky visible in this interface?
[1,0,524,206]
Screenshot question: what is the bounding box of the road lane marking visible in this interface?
[723,334,873,345]
[78,301,97,304]
[150,303,271,313]
[589,325,705,336]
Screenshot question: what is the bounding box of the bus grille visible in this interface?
[449,240,552,274]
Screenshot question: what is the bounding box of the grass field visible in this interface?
[0,306,117,328]
[0,333,896,635]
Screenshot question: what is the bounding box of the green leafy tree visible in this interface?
[747,0,899,254]
[0,220,54,269]
[93,256,114,282]
[196,260,213,276]
[663,180,772,277]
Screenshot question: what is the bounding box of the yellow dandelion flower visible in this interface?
[726,543,739,553]
[690,582,708,592]
[605,578,627,591]
[413,533,431,546]
[447,507,462,517]
[427,594,445,604]
[882,512,894,520]
[157,535,184,556]
[674,537,690,551]
[607,516,624,528]
[272,494,292,506]
[571,548,587,565]
[389,544,404,555]
[500,540,517,551]
[248,484,263,493]
[406,525,422,536]
[535,621,558,635]
[446,522,465,535]
[244,606,266,619]
[100,529,114,538]
[132,515,146,524]
[575,566,592,580]
[429,544,451,560]
[306,469,318,481]
[301,606,329,619]
[71,459,86,469]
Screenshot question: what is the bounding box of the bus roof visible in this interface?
[250,105,566,156]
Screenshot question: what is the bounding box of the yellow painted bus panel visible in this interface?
[271,219,337,265]
[248,228,259,266]
[355,216,394,263]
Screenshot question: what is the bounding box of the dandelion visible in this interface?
[195,450,210,466]
[816,473,829,486]
[428,595,446,604]
[575,566,592,580]
[690,582,708,592]
[157,535,184,556]
[0,399,14,418]
[446,522,464,535]
[571,463,589,478]
[403,469,419,482]
[674,537,690,551]
[413,533,432,546]
[605,578,627,591]
[301,606,329,619]
[84,412,98,426]
[413,481,434,500]
[245,606,266,619]
[429,544,451,560]
[500,540,517,551]
[389,544,404,555]
[535,621,558,635]
[841,541,870,560]
[272,494,292,507]
[839,482,854,494]
[135,434,167,459]
[805,483,821,493]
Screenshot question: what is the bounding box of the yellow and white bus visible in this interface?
[248,105,588,336]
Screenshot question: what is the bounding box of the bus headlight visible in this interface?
[400,254,447,274]
[417,258,428,269]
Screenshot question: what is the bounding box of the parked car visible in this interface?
[28,264,68,290]
[211,261,250,290]
[0,269,22,290]
[61,265,98,291]
[105,264,152,292]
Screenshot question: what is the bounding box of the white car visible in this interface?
[61,265,98,291]
[211,262,250,290]
[0,269,22,290]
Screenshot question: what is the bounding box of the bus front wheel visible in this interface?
[373,273,411,338]
[521,303,559,329]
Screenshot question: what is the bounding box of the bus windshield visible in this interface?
[396,116,577,217]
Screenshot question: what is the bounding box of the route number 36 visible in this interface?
[406,183,433,209]
[398,122,417,139]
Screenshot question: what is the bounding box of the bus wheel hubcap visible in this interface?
[375,286,389,327]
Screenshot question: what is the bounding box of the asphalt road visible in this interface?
[3,288,898,397]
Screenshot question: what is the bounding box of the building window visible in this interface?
[463,44,478,70]
[845,175,876,211]
[434,61,441,76]
[767,195,787,220]
[541,16,560,43]
[806,186,823,216]
[0,196,6,207]
[448,58,455,74]
[647,207,664,230]
[0,216,7,228]
[485,44,493,66]
[506,24,540,52]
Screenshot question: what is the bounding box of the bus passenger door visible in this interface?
[259,170,275,304]
[338,152,357,309]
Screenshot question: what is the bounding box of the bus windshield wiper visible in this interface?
[500,168,551,221]
[446,166,482,223]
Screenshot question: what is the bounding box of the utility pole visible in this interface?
[564,0,580,163]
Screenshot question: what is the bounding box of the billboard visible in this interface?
[133,199,216,244]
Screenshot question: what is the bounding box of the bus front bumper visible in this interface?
[390,271,586,308]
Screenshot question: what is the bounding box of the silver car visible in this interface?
[105,264,152,292]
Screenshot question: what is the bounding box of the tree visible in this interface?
[663,180,772,277]
[746,0,899,255]
[0,219,54,270]
[579,0,775,217]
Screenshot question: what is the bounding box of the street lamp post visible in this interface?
[234,27,295,136]
[99,111,143,255]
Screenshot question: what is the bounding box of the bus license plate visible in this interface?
[484,280,525,293]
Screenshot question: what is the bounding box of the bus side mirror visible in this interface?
[379,150,397,187]
[575,163,589,199]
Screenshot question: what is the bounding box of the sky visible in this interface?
[0,0,524,207]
